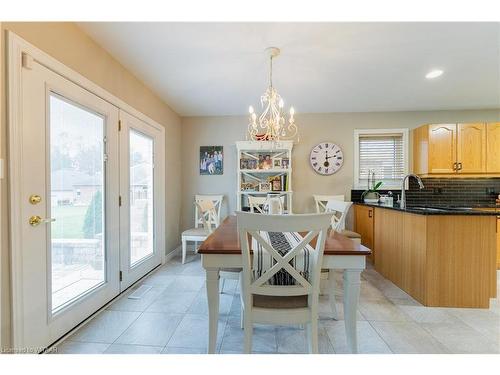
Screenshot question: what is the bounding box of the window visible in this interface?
[354,128,409,189]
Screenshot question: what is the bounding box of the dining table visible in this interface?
[198,215,371,354]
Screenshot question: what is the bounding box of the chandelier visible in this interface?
[247,47,299,143]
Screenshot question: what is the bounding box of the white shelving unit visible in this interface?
[236,140,293,213]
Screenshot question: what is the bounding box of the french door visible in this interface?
[119,110,164,289]
[12,52,163,349]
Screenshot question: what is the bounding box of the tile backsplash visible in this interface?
[351,178,500,207]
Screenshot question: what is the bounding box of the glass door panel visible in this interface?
[129,129,154,266]
[49,94,106,313]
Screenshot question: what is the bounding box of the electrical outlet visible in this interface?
[486,187,495,195]
[433,187,443,194]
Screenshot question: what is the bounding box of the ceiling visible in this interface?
[78,22,500,116]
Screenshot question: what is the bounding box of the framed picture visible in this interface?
[240,159,249,169]
[259,182,271,192]
[248,159,257,170]
[273,158,282,168]
[281,158,289,169]
[200,146,223,175]
[271,178,282,191]
[262,154,272,169]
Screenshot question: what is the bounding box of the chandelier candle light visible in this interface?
[247,47,299,143]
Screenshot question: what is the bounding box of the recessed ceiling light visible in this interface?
[425,69,444,79]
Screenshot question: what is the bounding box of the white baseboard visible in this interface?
[164,246,181,264]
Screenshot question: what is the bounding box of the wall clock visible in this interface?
[309,142,344,175]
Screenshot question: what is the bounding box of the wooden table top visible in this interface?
[198,215,372,256]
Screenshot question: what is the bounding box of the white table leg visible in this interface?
[206,267,220,354]
[343,269,362,354]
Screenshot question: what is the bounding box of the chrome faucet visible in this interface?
[400,174,424,209]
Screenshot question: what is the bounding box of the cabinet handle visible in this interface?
[453,162,457,171]
[457,162,462,171]
[368,210,373,218]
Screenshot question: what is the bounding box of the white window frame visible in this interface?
[353,128,409,190]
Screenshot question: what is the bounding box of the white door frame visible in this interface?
[7,31,166,347]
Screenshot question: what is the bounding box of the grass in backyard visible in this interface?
[51,205,88,239]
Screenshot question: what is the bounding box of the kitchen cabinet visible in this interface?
[366,204,497,308]
[487,123,500,173]
[354,204,374,263]
[497,217,500,270]
[428,124,456,173]
[413,122,495,176]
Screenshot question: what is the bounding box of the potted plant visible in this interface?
[362,170,383,203]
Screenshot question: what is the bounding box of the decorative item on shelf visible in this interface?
[264,193,284,214]
[240,159,249,169]
[259,182,271,192]
[362,169,382,203]
[246,47,299,143]
[200,146,223,175]
[241,182,258,191]
[273,158,282,168]
[281,158,289,169]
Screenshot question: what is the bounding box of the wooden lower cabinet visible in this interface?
[372,207,496,308]
[354,205,374,263]
[497,218,500,270]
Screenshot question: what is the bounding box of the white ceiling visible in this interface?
[78,22,500,116]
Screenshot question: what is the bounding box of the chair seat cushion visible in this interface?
[182,227,208,237]
[339,229,361,239]
[253,294,308,309]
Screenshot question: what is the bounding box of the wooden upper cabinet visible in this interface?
[413,125,429,175]
[412,122,497,176]
[486,123,500,173]
[428,124,457,174]
[457,123,487,173]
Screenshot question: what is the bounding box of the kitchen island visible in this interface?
[354,203,498,308]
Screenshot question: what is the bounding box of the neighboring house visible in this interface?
[130,162,152,204]
[51,169,101,206]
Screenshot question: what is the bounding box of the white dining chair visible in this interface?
[236,211,333,354]
[313,194,345,213]
[322,199,361,320]
[248,195,268,213]
[181,195,223,264]
[195,200,241,293]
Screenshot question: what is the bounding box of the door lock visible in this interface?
[29,215,55,227]
[29,194,42,205]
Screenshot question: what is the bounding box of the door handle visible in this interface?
[29,216,56,227]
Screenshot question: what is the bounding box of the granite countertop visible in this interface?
[355,202,500,216]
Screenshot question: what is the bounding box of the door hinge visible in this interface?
[119,196,122,206]
[118,120,122,131]
[119,271,123,282]
[22,52,33,70]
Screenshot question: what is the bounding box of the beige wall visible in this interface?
[180,109,500,230]
[0,22,182,348]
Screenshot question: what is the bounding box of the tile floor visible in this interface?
[53,246,500,354]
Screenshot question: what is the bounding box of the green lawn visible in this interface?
[51,205,88,239]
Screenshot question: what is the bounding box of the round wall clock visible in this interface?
[309,142,344,175]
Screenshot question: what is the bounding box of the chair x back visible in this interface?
[325,200,353,231]
[195,195,223,228]
[237,211,333,353]
[313,194,345,213]
[247,195,268,214]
